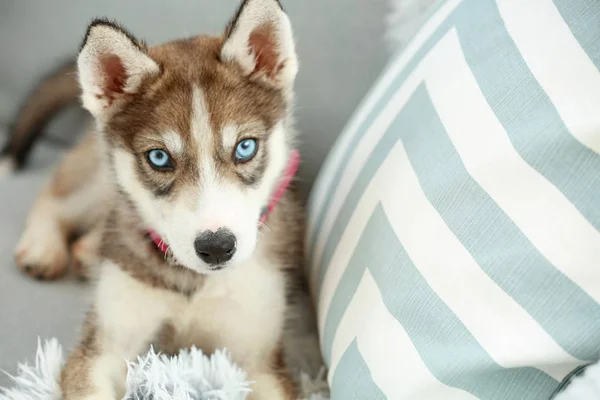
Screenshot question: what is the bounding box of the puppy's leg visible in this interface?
[248,371,296,400]
[60,314,127,400]
[15,132,108,280]
[62,265,168,399]
[71,224,104,280]
[248,348,296,400]
[62,350,130,400]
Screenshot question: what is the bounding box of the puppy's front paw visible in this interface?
[247,371,296,400]
[15,222,69,280]
[74,395,116,400]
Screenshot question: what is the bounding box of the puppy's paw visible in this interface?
[15,223,69,281]
[63,394,115,400]
[247,371,296,400]
[80,395,116,400]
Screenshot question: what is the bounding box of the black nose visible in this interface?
[194,229,237,265]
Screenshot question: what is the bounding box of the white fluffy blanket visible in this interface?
[551,362,600,400]
[0,339,330,400]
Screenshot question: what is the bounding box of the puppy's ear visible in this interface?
[221,0,298,90]
[77,19,160,118]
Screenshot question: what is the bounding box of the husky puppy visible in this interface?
[10,0,310,398]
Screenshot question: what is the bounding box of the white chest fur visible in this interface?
[95,252,287,371]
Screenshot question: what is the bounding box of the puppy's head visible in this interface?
[77,0,298,274]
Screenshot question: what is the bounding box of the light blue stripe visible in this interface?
[320,83,600,361]
[402,85,600,361]
[325,205,558,399]
[306,0,456,263]
[552,0,600,70]
[330,339,386,400]
[456,0,600,231]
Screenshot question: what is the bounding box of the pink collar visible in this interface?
[259,149,300,224]
[149,149,300,255]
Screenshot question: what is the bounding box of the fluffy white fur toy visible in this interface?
[0,339,329,400]
[551,362,600,400]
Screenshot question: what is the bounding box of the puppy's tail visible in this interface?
[0,60,80,172]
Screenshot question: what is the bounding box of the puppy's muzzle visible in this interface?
[194,228,236,266]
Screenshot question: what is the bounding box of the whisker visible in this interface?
[257,221,271,232]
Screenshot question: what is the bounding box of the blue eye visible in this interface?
[147,149,172,169]
[234,138,258,162]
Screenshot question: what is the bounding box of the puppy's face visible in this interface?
[77,0,298,274]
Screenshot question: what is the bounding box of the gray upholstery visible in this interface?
[0,0,389,384]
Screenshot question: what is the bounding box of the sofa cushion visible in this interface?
[306,0,600,398]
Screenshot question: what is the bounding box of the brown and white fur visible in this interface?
[12,0,317,399]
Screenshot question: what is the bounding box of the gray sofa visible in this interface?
[0,0,389,384]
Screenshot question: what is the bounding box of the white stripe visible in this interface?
[497,0,600,154]
[330,270,478,399]
[380,140,581,380]
[306,0,464,243]
[317,141,406,332]
[191,86,215,183]
[427,29,600,306]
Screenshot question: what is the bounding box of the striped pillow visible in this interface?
[306,0,600,399]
